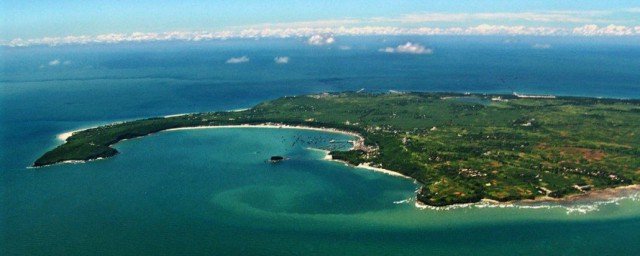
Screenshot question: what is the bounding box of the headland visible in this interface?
[34,91,640,207]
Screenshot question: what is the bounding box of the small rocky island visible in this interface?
[269,156,284,163]
[34,92,640,207]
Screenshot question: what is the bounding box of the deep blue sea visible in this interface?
[2,36,640,255]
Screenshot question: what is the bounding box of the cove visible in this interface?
[4,127,640,255]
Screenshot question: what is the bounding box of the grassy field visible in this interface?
[35,92,640,206]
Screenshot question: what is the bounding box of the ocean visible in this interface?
[1,36,640,255]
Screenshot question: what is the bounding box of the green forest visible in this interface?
[35,92,640,206]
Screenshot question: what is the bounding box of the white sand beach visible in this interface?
[56,122,413,179]
[356,163,412,179]
[57,128,89,141]
[163,124,364,141]
[163,124,415,179]
[163,113,191,118]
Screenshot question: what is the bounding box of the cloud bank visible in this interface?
[226,56,250,64]
[380,42,432,54]
[307,34,335,46]
[274,56,289,64]
[4,24,640,47]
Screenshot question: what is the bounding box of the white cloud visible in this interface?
[48,59,61,66]
[236,10,615,29]
[457,24,566,35]
[307,34,335,46]
[572,24,637,36]
[5,23,640,47]
[274,56,289,64]
[380,42,433,54]
[226,56,249,64]
[532,43,552,49]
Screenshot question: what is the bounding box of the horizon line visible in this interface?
[3,24,640,47]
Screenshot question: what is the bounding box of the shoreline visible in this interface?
[355,163,413,179]
[165,124,414,179]
[422,184,640,210]
[57,128,90,141]
[162,108,248,118]
[163,113,190,118]
[414,184,640,211]
[312,147,413,179]
[52,122,639,209]
[510,184,640,204]
[163,124,365,142]
[56,123,410,179]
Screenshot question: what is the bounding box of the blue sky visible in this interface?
[2,0,639,45]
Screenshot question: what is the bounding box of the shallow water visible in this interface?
[2,37,640,255]
[2,128,639,255]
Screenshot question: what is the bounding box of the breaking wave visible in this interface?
[412,190,640,214]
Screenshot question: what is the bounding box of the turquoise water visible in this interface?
[2,37,640,255]
[4,128,639,255]
[4,128,640,255]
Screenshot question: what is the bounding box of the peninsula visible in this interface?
[34,92,640,206]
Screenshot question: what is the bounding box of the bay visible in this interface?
[2,37,640,255]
